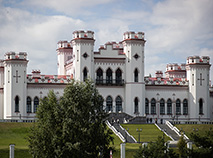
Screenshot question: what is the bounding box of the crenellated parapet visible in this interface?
[27,74,72,84]
[123,31,145,40]
[144,77,188,86]
[4,52,27,60]
[99,41,123,50]
[187,56,210,65]
[57,41,72,49]
[73,30,94,39]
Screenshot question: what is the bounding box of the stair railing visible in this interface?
[165,120,189,140]
[106,120,125,142]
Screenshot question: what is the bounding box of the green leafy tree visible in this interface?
[177,135,188,158]
[134,136,177,158]
[28,80,113,158]
[190,129,213,158]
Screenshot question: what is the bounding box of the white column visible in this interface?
[120,143,125,158]
[10,144,15,158]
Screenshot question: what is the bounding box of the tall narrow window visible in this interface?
[77,50,79,62]
[151,98,156,114]
[167,99,172,115]
[134,97,139,114]
[8,70,10,83]
[106,96,113,112]
[160,99,165,115]
[192,74,194,86]
[106,68,112,84]
[199,98,203,114]
[116,68,122,84]
[96,68,103,83]
[134,69,138,82]
[116,96,122,112]
[176,99,181,115]
[15,96,19,112]
[27,97,32,113]
[145,98,149,114]
[83,67,87,81]
[183,99,188,115]
[34,97,39,113]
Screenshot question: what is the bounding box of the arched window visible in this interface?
[145,98,149,114]
[176,99,181,115]
[134,97,139,114]
[27,97,32,113]
[116,68,122,84]
[83,67,87,81]
[34,97,39,113]
[15,96,19,112]
[96,68,103,83]
[106,68,112,84]
[106,96,113,112]
[116,96,122,112]
[183,99,188,115]
[160,99,165,115]
[199,98,203,114]
[134,69,138,82]
[151,98,156,114]
[167,99,172,115]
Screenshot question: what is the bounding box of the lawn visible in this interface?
[175,124,213,139]
[0,122,33,158]
[121,124,171,142]
[111,124,171,158]
[0,122,212,158]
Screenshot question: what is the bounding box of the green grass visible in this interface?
[0,122,32,149]
[111,124,171,158]
[0,123,33,158]
[0,122,212,158]
[175,124,213,139]
[121,124,171,142]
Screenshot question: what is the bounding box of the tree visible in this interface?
[134,136,177,158]
[28,80,113,158]
[177,135,188,158]
[190,129,213,158]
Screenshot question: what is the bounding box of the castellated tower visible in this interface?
[123,32,146,116]
[186,56,211,121]
[3,52,28,119]
[57,41,73,75]
[71,31,95,81]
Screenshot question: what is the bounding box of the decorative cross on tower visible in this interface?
[13,70,21,83]
[198,73,204,86]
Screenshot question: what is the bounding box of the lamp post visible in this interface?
[125,128,129,143]
[162,129,166,141]
[136,128,142,143]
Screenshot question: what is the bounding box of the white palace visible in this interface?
[0,30,213,123]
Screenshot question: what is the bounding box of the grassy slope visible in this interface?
[112,124,171,158]
[175,124,213,139]
[0,122,212,158]
[0,122,32,149]
[0,122,33,158]
[122,124,171,142]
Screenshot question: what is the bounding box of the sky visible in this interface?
[0,0,213,83]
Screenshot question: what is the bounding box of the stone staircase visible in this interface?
[106,120,137,143]
[157,124,180,141]
[156,121,190,141]
[113,123,137,143]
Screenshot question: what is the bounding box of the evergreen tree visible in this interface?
[28,80,113,158]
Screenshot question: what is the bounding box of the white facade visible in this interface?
[0,30,212,122]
